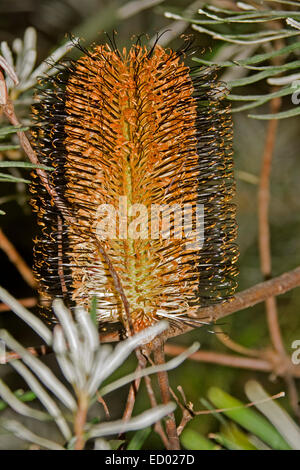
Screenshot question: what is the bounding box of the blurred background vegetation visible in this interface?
[0,0,300,450]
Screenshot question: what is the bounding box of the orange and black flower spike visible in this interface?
[30,40,239,337]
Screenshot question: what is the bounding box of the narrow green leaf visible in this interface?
[181,429,217,450]
[221,422,257,450]
[206,5,243,15]
[192,24,300,45]
[0,172,30,184]
[0,145,20,151]
[109,440,126,450]
[249,107,300,120]
[212,432,246,450]
[208,387,291,450]
[232,99,268,113]
[228,68,290,88]
[15,390,36,402]
[241,59,300,71]
[168,9,300,25]
[192,57,235,67]
[266,0,300,6]
[0,161,53,171]
[89,296,99,327]
[127,427,152,450]
[229,85,296,102]
[193,41,300,68]
[0,389,36,411]
[0,126,29,138]
[199,397,227,425]
[234,41,300,65]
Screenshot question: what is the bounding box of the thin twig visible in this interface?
[154,345,180,450]
[169,386,194,436]
[258,93,300,419]
[74,392,88,450]
[165,344,300,378]
[214,325,262,358]
[0,228,37,289]
[96,393,110,420]
[119,349,147,441]
[0,297,37,312]
[143,374,170,448]
[3,265,300,363]
[258,97,284,354]
[188,265,300,331]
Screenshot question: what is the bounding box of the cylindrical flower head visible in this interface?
[30,42,238,337]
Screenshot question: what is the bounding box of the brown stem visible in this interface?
[153,345,180,450]
[258,97,285,355]
[96,393,110,420]
[187,265,300,333]
[214,325,262,358]
[258,95,300,419]
[74,393,88,450]
[0,297,37,312]
[165,345,271,372]
[144,374,170,448]
[0,228,37,289]
[169,386,194,436]
[165,344,300,378]
[120,349,146,440]
[3,265,300,363]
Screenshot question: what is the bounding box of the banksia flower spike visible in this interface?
[30,38,238,339]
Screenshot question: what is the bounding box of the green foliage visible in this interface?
[0,390,36,412]
[207,386,290,449]
[181,381,300,451]
[0,28,77,215]
[127,427,152,450]
[181,428,218,450]
[165,1,300,119]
